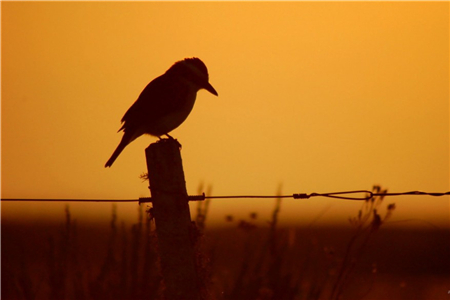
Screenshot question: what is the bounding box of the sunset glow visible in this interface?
[2,2,449,228]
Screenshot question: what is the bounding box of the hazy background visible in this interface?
[1,2,449,228]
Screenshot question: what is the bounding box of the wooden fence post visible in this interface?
[145,138,200,300]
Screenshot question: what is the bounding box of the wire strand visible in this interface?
[0,198,137,202]
[1,190,449,203]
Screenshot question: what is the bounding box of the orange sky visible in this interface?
[1,2,449,228]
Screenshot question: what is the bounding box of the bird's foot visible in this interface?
[158,134,182,149]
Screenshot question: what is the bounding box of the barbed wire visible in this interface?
[1,190,449,204]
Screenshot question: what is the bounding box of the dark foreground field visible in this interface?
[2,207,449,300]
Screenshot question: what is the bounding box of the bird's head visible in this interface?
[168,57,218,96]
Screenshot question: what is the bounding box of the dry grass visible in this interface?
[2,185,449,300]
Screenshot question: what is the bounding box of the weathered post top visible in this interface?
[146,139,187,200]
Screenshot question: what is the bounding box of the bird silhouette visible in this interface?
[105,57,218,167]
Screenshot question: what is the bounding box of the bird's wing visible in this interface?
[119,74,184,131]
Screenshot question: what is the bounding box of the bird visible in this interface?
[105,57,218,167]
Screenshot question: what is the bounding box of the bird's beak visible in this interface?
[204,82,218,96]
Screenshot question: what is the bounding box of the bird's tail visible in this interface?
[105,137,129,168]
[105,141,126,167]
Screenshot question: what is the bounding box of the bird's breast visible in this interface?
[146,87,198,136]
